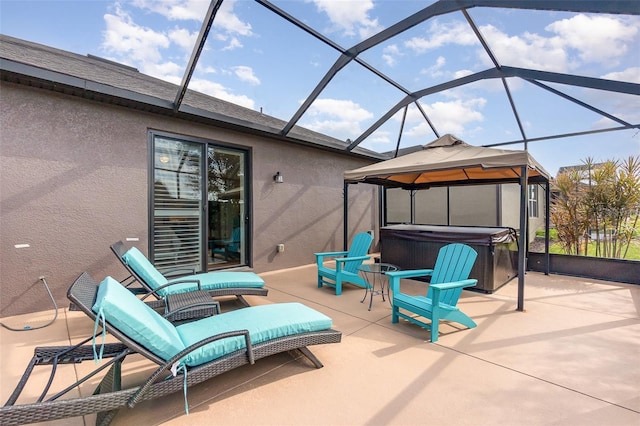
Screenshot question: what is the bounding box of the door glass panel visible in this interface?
[207,146,246,268]
[152,137,203,273]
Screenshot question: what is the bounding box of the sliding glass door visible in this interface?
[206,146,246,268]
[151,133,248,273]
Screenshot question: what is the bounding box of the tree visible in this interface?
[551,156,640,259]
[550,168,588,255]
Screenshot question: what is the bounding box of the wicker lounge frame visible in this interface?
[110,241,268,308]
[0,272,342,425]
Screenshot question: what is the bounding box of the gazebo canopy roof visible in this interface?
[344,134,550,189]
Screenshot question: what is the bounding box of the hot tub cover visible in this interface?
[380,224,517,246]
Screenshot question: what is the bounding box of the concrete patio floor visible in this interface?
[1,264,639,425]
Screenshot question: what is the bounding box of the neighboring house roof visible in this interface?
[557,163,607,175]
[383,145,423,158]
[0,34,386,160]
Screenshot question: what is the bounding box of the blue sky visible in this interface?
[1,0,639,176]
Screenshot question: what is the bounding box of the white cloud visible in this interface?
[188,78,256,109]
[546,14,637,65]
[307,98,374,121]
[101,5,196,81]
[402,15,638,76]
[100,1,255,104]
[222,37,243,51]
[602,67,640,83]
[128,0,251,45]
[403,98,486,137]
[168,27,197,52]
[369,130,392,144]
[97,0,637,145]
[233,66,260,85]
[420,56,446,78]
[594,93,640,127]
[382,54,396,67]
[452,69,473,79]
[382,44,401,67]
[479,24,570,72]
[384,44,400,55]
[215,0,253,36]
[303,98,374,136]
[403,121,436,139]
[144,61,183,82]
[213,33,244,51]
[405,20,477,53]
[304,119,364,136]
[478,15,638,73]
[131,0,209,21]
[311,0,382,39]
[102,5,170,65]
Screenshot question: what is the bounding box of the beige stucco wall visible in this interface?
[501,183,547,242]
[0,82,377,316]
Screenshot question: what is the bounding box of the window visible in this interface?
[151,132,249,273]
[528,184,539,218]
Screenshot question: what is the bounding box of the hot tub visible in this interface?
[380,224,518,293]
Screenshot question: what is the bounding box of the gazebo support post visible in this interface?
[343,181,349,251]
[410,189,416,224]
[545,180,550,275]
[517,166,528,311]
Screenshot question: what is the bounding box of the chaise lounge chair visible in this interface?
[111,241,267,310]
[0,272,341,425]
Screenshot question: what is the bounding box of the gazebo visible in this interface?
[343,134,552,310]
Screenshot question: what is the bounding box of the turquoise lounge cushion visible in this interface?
[122,247,264,297]
[92,276,184,361]
[122,247,169,291]
[164,271,265,296]
[176,303,332,367]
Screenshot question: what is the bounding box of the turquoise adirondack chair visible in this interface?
[213,227,241,260]
[386,243,478,342]
[315,232,373,295]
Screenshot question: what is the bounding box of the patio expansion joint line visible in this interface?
[535,301,638,321]
[487,290,640,321]
[345,317,388,338]
[435,343,640,415]
[163,358,301,423]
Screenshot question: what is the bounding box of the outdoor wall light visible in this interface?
[273,171,283,183]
